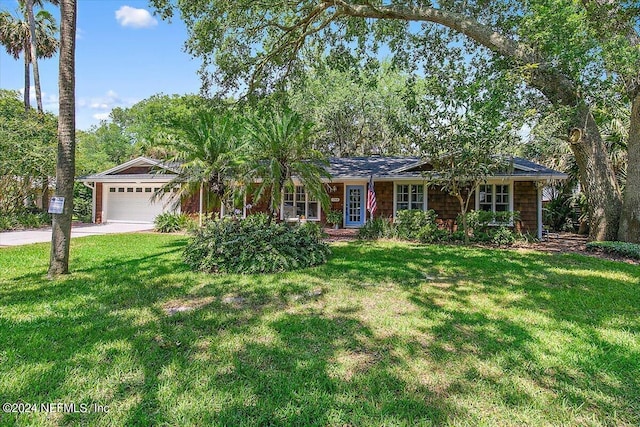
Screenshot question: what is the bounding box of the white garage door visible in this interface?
[105,186,179,223]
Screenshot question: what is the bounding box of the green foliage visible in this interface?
[356,217,396,240]
[586,241,640,260]
[246,108,330,215]
[183,214,331,274]
[0,211,51,231]
[357,210,523,246]
[462,210,520,233]
[289,60,419,156]
[325,209,343,226]
[491,226,517,246]
[395,209,438,240]
[73,182,93,223]
[154,213,195,233]
[157,109,247,213]
[0,90,57,215]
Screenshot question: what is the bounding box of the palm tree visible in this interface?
[0,2,58,111]
[245,108,330,218]
[157,110,247,219]
[48,0,75,276]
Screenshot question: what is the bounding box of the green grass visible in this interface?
[0,234,638,426]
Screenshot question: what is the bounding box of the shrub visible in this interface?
[154,213,195,233]
[491,226,516,246]
[461,210,520,234]
[450,230,466,242]
[396,209,438,240]
[357,217,396,240]
[417,226,450,244]
[586,241,640,260]
[73,182,93,223]
[0,212,51,231]
[0,215,16,231]
[183,214,331,274]
[325,210,343,227]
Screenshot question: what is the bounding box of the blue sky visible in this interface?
[0,0,201,130]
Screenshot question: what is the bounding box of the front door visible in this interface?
[345,185,365,227]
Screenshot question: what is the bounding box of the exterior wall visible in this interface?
[427,186,468,230]
[181,192,200,215]
[374,181,394,218]
[95,183,103,223]
[513,181,538,234]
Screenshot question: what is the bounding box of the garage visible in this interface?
[78,157,182,224]
[104,185,178,223]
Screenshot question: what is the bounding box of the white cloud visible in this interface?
[115,6,158,28]
[92,112,111,121]
[88,90,123,110]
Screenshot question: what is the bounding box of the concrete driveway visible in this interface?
[0,223,155,247]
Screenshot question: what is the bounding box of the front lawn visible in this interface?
[0,234,638,426]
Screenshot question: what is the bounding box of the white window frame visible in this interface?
[281,185,321,221]
[475,182,514,224]
[393,182,427,218]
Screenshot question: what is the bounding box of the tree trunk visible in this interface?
[566,105,622,241]
[25,0,43,113]
[49,0,76,277]
[618,93,640,242]
[23,45,31,111]
[41,177,49,211]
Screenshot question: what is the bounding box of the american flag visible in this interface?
[366,175,377,218]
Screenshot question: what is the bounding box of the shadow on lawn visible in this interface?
[0,239,638,425]
[319,243,640,423]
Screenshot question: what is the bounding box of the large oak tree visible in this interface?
[151,0,639,242]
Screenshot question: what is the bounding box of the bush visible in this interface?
[74,182,93,223]
[154,213,195,233]
[461,210,520,234]
[586,241,640,260]
[325,210,343,227]
[183,214,331,274]
[357,217,396,240]
[0,215,16,231]
[396,209,437,240]
[0,212,51,230]
[417,226,450,244]
[491,226,516,246]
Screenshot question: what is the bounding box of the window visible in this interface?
[145,188,152,193]
[395,184,425,213]
[477,183,511,213]
[136,188,143,193]
[118,188,125,193]
[127,187,134,193]
[283,186,320,220]
[109,188,115,193]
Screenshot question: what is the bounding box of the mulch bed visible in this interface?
[323,227,358,242]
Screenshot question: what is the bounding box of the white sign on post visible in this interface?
[48,197,65,214]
